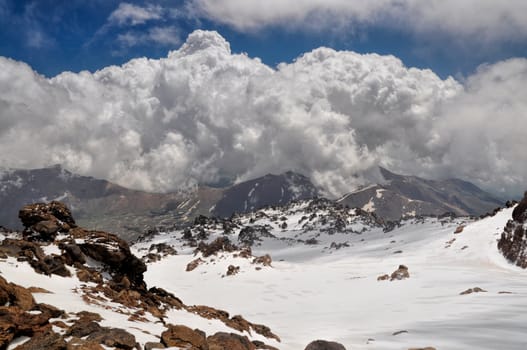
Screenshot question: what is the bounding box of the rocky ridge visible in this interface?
[0,201,283,350]
[498,192,527,268]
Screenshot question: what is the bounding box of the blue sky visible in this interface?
[1,0,527,78]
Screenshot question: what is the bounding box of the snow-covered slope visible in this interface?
[134,199,527,350]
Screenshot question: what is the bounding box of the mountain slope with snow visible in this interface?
[338,167,503,220]
[135,199,527,350]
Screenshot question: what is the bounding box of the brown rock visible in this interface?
[161,324,208,349]
[390,265,410,281]
[460,287,487,295]
[207,332,256,350]
[253,254,272,266]
[13,330,66,350]
[377,274,390,281]
[66,337,105,350]
[144,342,166,350]
[304,340,346,350]
[408,348,436,350]
[226,265,240,276]
[86,327,137,349]
[454,225,464,234]
[66,319,102,338]
[75,311,103,322]
[187,258,204,272]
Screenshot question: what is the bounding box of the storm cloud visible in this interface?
[0,30,525,198]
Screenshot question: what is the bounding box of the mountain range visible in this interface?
[0,165,503,241]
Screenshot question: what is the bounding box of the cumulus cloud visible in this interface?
[190,0,527,42]
[0,30,525,198]
[108,2,163,26]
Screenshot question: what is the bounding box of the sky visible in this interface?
[0,0,527,198]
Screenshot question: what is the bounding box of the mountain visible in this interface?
[0,165,222,240]
[133,195,527,349]
[0,165,503,241]
[212,171,319,218]
[337,167,503,221]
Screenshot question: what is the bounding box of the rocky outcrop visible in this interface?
[207,332,256,350]
[19,201,76,241]
[161,324,208,349]
[498,192,527,268]
[304,340,346,350]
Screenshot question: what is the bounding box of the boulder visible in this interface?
[86,327,137,349]
[13,330,66,350]
[161,324,208,349]
[207,332,256,350]
[390,265,410,281]
[304,340,346,350]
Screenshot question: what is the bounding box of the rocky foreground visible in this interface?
[0,201,310,350]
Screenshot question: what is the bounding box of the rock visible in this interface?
[454,225,464,234]
[66,337,105,350]
[460,287,487,295]
[408,348,436,350]
[66,319,102,338]
[37,303,64,318]
[13,330,66,350]
[0,276,36,311]
[377,274,390,281]
[161,324,208,349]
[18,201,75,240]
[226,265,240,276]
[186,258,204,272]
[251,340,279,350]
[304,340,346,350]
[512,191,527,223]
[86,327,137,349]
[207,332,256,350]
[392,330,408,336]
[196,237,238,257]
[253,254,272,266]
[390,265,410,281]
[144,342,166,350]
[24,333,61,349]
[238,226,274,247]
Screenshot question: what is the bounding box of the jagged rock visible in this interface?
[0,276,35,311]
[161,324,208,349]
[207,332,256,350]
[498,192,527,268]
[512,192,527,223]
[74,311,102,322]
[13,330,66,350]
[196,237,238,257]
[304,340,346,350]
[37,303,64,319]
[18,201,75,240]
[238,226,274,246]
[390,265,410,281]
[251,340,279,350]
[86,327,137,349]
[69,228,147,288]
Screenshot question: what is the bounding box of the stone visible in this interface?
[390,265,410,281]
[207,332,256,350]
[161,324,208,349]
[460,287,487,295]
[144,342,166,350]
[304,340,346,350]
[86,327,137,349]
[13,330,66,350]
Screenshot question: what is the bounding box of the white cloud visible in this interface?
[190,0,527,42]
[0,30,525,198]
[108,2,163,26]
